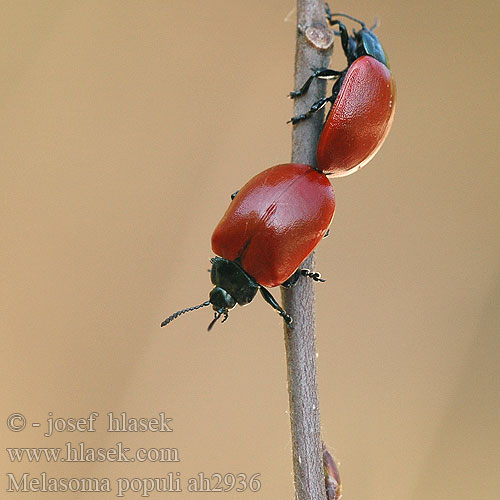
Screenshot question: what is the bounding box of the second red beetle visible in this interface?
[161,163,335,330]
[290,11,396,177]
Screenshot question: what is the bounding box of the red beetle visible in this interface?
[290,10,396,177]
[161,163,335,330]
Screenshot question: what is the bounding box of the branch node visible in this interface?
[305,23,334,50]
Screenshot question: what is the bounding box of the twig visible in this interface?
[281,1,333,499]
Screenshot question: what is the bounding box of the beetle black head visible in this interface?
[209,286,236,311]
[205,257,259,330]
[206,286,234,331]
[160,257,259,332]
[326,8,389,69]
[352,26,389,68]
[210,258,259,303]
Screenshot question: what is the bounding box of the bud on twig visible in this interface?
[323,442,342,500]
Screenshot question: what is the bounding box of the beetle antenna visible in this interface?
[160,300,211,327]
[330,12,366,29]
[370,17,379,31]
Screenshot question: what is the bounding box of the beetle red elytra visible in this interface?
[161,164,335,330]
[290,8,396,177]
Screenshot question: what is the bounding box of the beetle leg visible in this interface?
[230,190,239,200]
[288,96,333,125]
[326,21,350,56]
[300,269,326,283]
[323,228,330,239]
[289,68,343,99]
[259,287,293,327]
[324,7,351,60]
[281,268,326,289]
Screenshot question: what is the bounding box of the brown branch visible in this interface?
[281,1,334,499]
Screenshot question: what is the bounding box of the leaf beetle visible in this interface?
[290,6,396,177]
[161,163,335,330]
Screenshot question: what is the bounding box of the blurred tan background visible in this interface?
[2,1,499,499]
